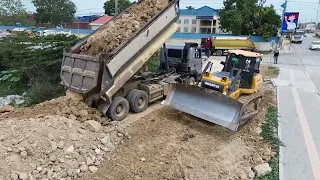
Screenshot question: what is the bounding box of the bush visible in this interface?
[148,56,160,72]
[25,82,65,105]
[0,34,79,105]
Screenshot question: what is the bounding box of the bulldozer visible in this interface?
[163,49,264,131]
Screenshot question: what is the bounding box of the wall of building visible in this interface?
[177,16,221,34]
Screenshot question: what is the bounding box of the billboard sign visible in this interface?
[196,16,213,20]
[282,12,299,33]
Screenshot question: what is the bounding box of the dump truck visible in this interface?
[201,36,256,56]
[60,0,204,121]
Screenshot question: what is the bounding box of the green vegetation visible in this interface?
[256,106,280,180]
[219,0,281,41]
[0,34,79,105]
[32,0,77,26]
[0,0,32,26]
[268,66,280,75]
[104,0,131,15]
[148,56,160,72]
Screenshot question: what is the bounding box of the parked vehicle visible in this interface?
[291,30,304,44]
[309,41,320,50]
[201,36,256,56]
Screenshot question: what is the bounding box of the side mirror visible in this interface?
[202,58,207,61]
[220,61,225,65]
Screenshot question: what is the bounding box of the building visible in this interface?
[89,16,113,30]
[177,6,220,34]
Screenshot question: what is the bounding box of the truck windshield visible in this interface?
[201,38,208,43]
[168,49,182,58]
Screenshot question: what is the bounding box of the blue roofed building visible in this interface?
[177,6,221,34]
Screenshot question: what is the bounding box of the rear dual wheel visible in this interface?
[107,97,129,121]
[127,89,149,113]
[107,89,149,121]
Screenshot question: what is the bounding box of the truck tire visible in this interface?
[129,90,149,113]
[187,77,196,85]
[216,50,223,56]
[125,89,138,101]
[107,97,129,121]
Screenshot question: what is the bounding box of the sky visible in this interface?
[21,0,320,23]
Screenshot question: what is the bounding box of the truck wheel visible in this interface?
[187,77,196,85]
[125,89,138,101]
[129,90,149,113]
[216,50,223,56]
[107,97,129,121]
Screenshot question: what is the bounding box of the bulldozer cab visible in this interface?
[221,50,263,89]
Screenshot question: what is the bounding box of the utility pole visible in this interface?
[316,0,320,24]
[115,0,119,16]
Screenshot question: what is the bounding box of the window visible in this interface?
[177,19,181,24]
[184,19,189,24]
[184,27,189,33]
[192,28,196,33]
[195,49,201,58]
[192,19,197,24]
[168,49,182,58]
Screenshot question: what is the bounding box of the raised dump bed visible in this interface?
[60,0,180,120]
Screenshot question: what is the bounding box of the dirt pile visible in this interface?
[0,91,129,180]
[0,91,127,180]
[0,115,126,180]
[80,0,168,55]
[0,91,108,125]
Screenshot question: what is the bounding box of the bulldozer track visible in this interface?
[238,91,264,126]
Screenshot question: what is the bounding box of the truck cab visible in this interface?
[161,43,203,83]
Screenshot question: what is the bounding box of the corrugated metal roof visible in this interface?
[180,6,219,16]
[91,16,113,24]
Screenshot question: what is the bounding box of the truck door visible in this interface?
[188,48,202,74]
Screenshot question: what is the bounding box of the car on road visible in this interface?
[309,41,320,50]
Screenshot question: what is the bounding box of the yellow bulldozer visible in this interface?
[163,50,264,131]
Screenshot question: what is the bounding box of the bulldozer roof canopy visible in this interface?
[228,50,263,58]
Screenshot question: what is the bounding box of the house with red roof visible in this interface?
[89,16,113,30]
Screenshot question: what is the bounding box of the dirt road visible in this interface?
[81,83,276,180]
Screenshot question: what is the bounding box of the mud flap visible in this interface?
[162,83,243,131]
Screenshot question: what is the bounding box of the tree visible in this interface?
[0,34,79,103]
[32,0,77,26]
[0,0,30,26]
[104,0,131,16]
[219,0,281,40]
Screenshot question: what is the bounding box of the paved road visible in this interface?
[269,34,320,180]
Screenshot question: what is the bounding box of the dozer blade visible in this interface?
[162,83,243,131]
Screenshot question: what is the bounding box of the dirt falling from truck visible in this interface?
[80,0,168,56]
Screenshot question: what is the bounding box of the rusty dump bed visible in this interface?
[60,0,180,99]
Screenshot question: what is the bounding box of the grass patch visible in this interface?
[256,106,280,180]
[268,66,280,75]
